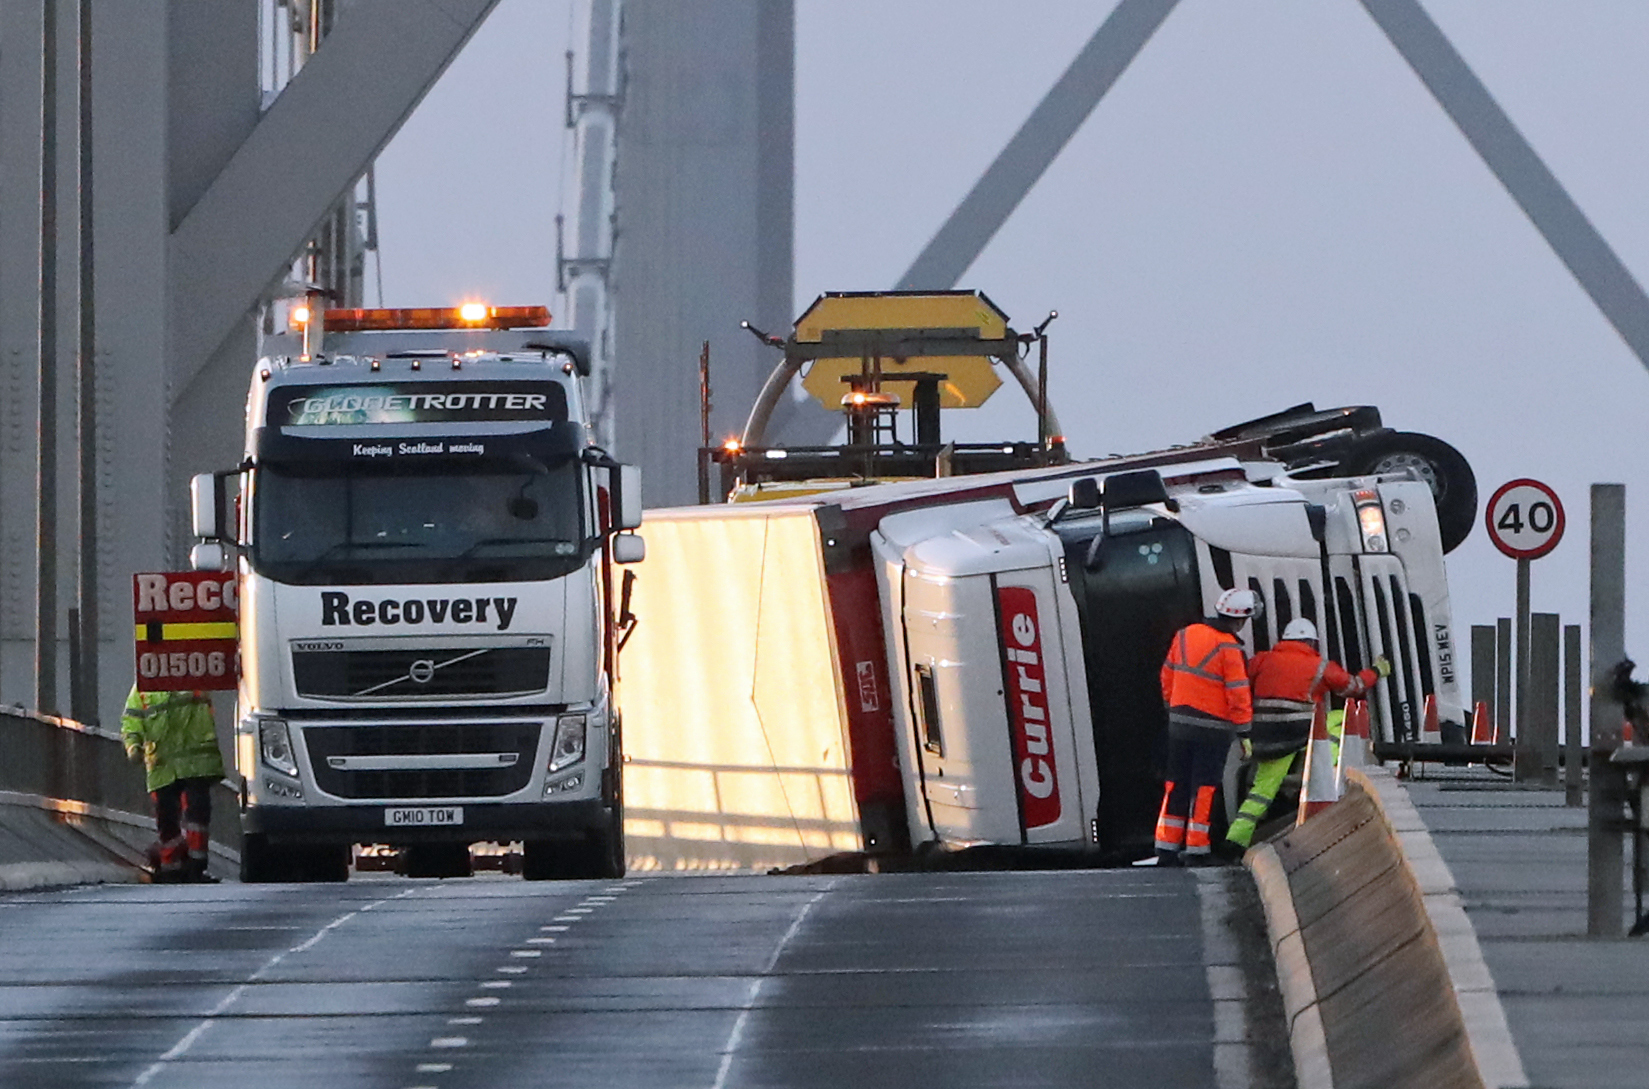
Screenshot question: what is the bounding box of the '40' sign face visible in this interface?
[1485,479,1565,561]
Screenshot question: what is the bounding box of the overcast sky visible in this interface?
[374,0,1649,704]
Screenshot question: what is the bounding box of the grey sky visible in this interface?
[375,0,1649,695]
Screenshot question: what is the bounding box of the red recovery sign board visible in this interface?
[996,585,1062,832]
[133,572,239,691]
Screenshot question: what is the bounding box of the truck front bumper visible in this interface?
[244,799,612,846]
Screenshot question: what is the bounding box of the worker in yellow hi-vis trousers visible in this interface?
[121,685,224,883]
[1225,619,1388,850]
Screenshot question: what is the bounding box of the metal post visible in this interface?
[1565,622,1583,807]
[74,0,97,725]
[697,341,711,505]
[1495,616,1512,746]
[1471,623,1495,724]
[1529,612,1560,787]
[36,0,60,714]
[1037,332,1048,449]
[1589,483,1626,938]
[1514,558,1533,780]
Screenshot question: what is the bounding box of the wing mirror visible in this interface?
[611,533,646,564]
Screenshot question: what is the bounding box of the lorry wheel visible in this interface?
[1341,431,1477,553]
[239,833,279,883]
[297,845,351,883]
[589,813,626,880]
[521,823,623,881]
[402,843,473,879]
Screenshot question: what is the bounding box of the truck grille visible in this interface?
[292,646,550,700]
[304,722,541,799]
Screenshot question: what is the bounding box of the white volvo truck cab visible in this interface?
[190,306,644,882]
[872,461,1462,857]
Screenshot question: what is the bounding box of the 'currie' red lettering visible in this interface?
[997,585,1060,830]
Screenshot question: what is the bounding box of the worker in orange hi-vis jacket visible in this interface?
[1224,618,1389,851]
[1155,589,1257,866]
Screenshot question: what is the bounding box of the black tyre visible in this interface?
[1341,430,1477,553]
[401,843,473,879]
[239,832,278,883]
[522,819,624,882]
[297,844,352,883]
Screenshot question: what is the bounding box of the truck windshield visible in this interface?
[251,456,588,585]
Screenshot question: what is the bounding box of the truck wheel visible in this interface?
[521,822,623,881]
[1342,430,1477,553]
[297,844,351,883]
[589,811,626,880]
[402,843,473,879]
[239,833,278,883]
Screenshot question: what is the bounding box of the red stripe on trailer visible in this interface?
[996,585,1062,831]
[822,566,906,821]
[1422,693,1442,744]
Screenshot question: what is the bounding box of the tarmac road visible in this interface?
[0,867,1291,1088]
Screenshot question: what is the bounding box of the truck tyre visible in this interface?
[521,820,623,881]
[240,832,278,883]
[1341,430,1476,553]
[297,844,351,883]
[402,843,473,879]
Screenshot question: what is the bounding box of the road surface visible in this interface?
[0,867,1291,1088]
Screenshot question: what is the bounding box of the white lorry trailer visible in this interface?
[620,454,1462,868]
[189,305,644,882]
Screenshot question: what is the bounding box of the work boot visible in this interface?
[1153,848,1184,868]
[185,857,220,884]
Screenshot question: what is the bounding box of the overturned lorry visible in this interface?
[619,453,1464,871]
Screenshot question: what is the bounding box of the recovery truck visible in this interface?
[188,303,644,882]
[620,292,1469,869]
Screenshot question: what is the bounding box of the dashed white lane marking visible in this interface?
[509,949,541,958]
[429,1036,468,1049]
[448,1016,483,1026]
[131,889,416,1087]
[540,925,569,932]
[527,937,556,945]
[565,907,592,915]
[466,996,501,1008]
[711,882,835,1089]
[480,980,511,989]
[496,965,528,974]
[552,914,579,922]
[416,1063,452,1073]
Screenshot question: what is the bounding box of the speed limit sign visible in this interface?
[1485,478,1564,560]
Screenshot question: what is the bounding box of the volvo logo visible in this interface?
[408,659,436,684]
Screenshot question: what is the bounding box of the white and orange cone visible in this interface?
[1297,699,1338,825]
[1469,700,1494,745]
[1422,693,1442,744]
[1335,698,1369,790]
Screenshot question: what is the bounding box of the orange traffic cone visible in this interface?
[1298,700,1338,825]
[1422,693,1441,744]
[1336,698,1368,789]
[1469,701,1493,745]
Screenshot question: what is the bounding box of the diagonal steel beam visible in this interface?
[168,0,499,396]
[894,0,1180,291]
[1362,0,1649,372]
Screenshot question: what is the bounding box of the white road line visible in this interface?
[466,997,500,1008]
[527,937,556,944]
[448,1016,483,1025]
[416,1063,452,1073]
[711,882,834,1089]
[429,1036,468,1049]
[540,925,569,932]
[479,980,511,989]
[552,914,579,922]
[496,965,528,974]
[509,949,541,958]
[131,889,416,1087]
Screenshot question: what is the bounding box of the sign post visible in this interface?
[132,572,239,691]
[1484,479,1565,781]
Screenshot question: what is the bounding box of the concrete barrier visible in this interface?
[1246,765,1527,1089]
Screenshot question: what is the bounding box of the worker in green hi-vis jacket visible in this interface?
[120,685,225,883]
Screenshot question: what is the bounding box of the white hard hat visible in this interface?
[1215,588,1261,619]
[1282,618,1319,643]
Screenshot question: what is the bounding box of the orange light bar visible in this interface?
[323,305,551,332]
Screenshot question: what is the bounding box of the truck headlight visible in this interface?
[1355,491,1388,552]
[548,714,586,773]
[259,718,299,777]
